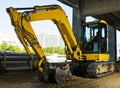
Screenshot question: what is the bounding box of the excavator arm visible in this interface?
[6,5,82,83]
[6,6,46,73]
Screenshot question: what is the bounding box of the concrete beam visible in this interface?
[58,0,79,8]
[59,0,120,16]
[82,0,120,16]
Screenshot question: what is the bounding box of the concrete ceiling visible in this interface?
[58,0,120,30]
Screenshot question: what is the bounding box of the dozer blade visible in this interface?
[38,62,72,84]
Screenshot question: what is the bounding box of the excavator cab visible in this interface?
[83,21,108,54]
[81,21,109,61]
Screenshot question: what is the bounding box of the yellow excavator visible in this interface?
[6,5,114,83]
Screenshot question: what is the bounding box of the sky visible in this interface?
[0,0,120,44]
[0,0,72,36]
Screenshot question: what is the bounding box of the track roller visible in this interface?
[87,62,114,78]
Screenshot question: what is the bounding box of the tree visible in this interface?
[0,42,65,55]
[7,44,15,52]
[0,42,22,52]
[54,46,65,54]
[0,42,9,51]
[13,45,22,52]
[43,46,65,55]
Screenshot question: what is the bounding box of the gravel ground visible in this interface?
[0,71,120,88]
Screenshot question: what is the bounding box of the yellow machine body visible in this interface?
[6,5,112,83]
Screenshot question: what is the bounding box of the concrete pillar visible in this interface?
[73,8,82,42]
[72,0,84,43]
[108,25,117,61]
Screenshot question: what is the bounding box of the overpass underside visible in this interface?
[58,0,120,30]
[58,0,120,60]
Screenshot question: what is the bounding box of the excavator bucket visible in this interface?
[38,62,72,84]
[55,64,72,84]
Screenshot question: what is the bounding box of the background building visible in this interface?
[0,32,22,47]
[38,34,65,48]
[0,32,65,48]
